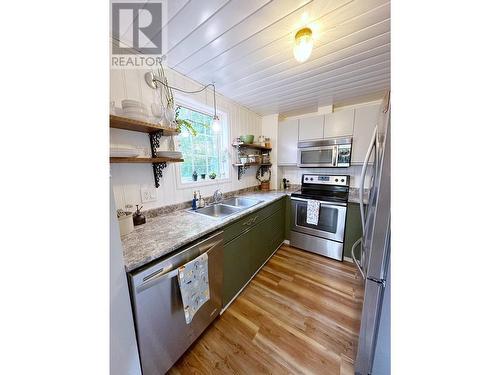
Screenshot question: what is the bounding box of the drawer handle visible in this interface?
[243,215,259,226]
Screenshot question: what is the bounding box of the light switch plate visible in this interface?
[140,187,157,203]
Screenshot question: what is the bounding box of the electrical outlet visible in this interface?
[140,187,157,203]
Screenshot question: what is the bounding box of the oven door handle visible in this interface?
[351,237,365,279]
[291,196,346,207]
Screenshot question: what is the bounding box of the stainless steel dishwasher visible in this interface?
[128,231,224,375]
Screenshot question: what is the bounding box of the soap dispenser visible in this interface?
[192,191,197,210]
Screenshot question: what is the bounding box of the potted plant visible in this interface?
[256,167,271,191]
[209,172,216,180]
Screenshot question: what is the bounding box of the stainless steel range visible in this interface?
[290,174,350,261]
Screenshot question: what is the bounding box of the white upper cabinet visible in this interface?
[351,103,380,164]
[324,109,355,138]
[278,119,299,165]
[298,115,324,141]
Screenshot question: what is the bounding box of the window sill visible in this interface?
[177,177,231,190]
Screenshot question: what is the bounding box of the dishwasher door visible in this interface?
[128,231,224,375]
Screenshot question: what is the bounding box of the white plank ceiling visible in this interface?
[143,0,390,115]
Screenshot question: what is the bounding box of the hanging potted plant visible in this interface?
[256,166,271,191]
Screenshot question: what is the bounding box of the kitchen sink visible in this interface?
[193,203,243,218]
[221,197,263,208]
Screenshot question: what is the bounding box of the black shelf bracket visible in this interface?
[149,130,163,158]
[152,162,167,188]
[237,165,250,180]
[150,130,166,187]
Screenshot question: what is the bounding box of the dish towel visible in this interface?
[177,252,210,324]
[306,200,321,225]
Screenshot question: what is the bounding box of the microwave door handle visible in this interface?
[359,126,377,233]
[332,146,337,167]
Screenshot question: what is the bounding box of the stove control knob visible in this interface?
[341,178,345,182]
[335,178,339,182]
[305,177,309,181]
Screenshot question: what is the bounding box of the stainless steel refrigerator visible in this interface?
[352,95,391,375]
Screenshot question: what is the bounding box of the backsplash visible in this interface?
[110,67,263,211]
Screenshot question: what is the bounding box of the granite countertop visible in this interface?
[348,188,370,204]
[121,188,299,272]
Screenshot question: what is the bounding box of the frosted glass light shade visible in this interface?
[293,27,313,63]
[212,116,221,133]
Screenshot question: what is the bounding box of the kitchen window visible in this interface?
[176,105,229,185]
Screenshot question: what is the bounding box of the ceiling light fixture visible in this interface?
[293,27,313,63]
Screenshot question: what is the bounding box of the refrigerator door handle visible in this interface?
[351,237,365,279]
[359,126,378,233]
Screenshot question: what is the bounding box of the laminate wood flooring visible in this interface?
[169,244,365,375]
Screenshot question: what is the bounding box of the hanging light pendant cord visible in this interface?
[152,78,217,118]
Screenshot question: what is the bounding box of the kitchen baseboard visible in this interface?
[220,240,285,315]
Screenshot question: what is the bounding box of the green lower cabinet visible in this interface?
[250,208,285,274]
[222,229,252,307]
[222,198,286,308]
[345,202,363,260]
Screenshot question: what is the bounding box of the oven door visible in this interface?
[297,146,337,167]
[291,197,346,242]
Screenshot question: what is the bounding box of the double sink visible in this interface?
[192,197,263,218]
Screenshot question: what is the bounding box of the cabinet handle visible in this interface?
[243,215,258,226]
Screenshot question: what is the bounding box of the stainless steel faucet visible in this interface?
[212,189,223,204]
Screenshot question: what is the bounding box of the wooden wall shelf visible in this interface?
[232,142,272,151]
[109,115,183,187]
[233,163,272,180]
[110,115,180,136]
[110,157,184,164]
[232,162,272,167]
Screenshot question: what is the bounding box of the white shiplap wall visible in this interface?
[110,67,262,211]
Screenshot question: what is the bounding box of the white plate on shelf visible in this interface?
[157,151,183,158]
[122,99,146,109]
[122,113,149,121]
[110,143,136,150]
[110,149,140,157]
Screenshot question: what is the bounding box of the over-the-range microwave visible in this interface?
[297,137,352,168]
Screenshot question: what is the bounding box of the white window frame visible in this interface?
[173,94,231,190]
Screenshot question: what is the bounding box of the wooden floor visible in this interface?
[169,244,365,375]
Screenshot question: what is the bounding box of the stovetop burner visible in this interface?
[291,174,350,204]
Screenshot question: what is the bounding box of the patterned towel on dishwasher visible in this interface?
[178,252,210,324]
[306,200,321,225]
